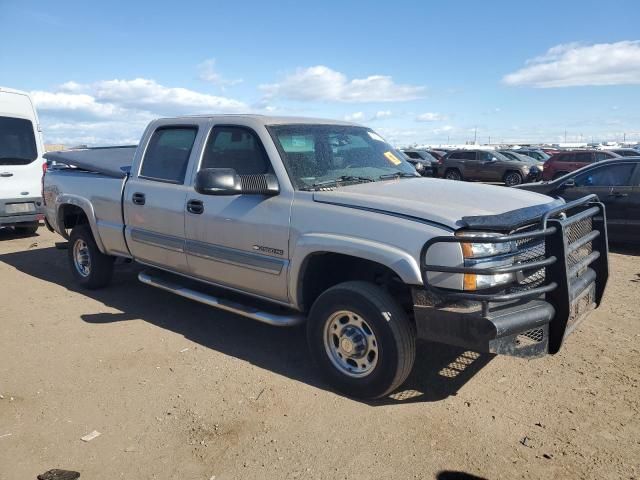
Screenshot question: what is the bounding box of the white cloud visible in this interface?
[416,112,443,122]
[32,78,248,145]
[197,59,243,88]
[261,65,425,103]
[503,40,640,87]
[373,110,392,120]
[344,112,365,122]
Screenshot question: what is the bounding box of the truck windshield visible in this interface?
[268,125,417,190]
[0,116,38,165]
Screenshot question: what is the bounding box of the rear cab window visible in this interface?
[139,127,198,183]
[0,116,38,165]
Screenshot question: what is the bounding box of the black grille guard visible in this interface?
[422,194,609,353]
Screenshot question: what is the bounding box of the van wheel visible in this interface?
[307,281,416,399]
[13,222,39,235]
[503,171,523,186]
[444,168,462,181]
[68,225,114,289]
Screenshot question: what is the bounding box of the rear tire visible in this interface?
[444,168,462,181]
[307,281,416,399]
[68,225,114,289]
[503,171,523,187]
[13,222,39,235]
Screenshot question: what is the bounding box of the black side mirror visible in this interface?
[195,168,279,196]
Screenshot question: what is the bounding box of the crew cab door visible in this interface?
[123,123,203,273]
[184,124,292,302]
[559,162,637,240]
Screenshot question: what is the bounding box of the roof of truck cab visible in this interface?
[171,114,359,127]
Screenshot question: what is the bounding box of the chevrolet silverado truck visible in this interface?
[43,115,609,399]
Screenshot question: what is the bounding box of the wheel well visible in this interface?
[60,204,89,230]
[298,253,413,314]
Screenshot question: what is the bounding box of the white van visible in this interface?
[0,87,45,234]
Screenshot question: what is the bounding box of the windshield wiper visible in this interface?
[301,175,375,191]
[378,172,420,180]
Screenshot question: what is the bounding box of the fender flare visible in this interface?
[55,194,107,253]
[289,232,423,310]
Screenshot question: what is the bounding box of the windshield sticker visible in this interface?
[367,131,385,142]
[384,151,402,166]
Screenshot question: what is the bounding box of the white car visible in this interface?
[0,87,45,234]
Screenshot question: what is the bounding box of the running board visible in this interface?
[138,271,305,327]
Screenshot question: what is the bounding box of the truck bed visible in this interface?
[44,146,137,178]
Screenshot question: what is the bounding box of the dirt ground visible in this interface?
[0,227,638,480]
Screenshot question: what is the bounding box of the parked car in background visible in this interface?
[515,149,550,162]
[543,150,619,181]
[608,148,640,157]
[400,149,436,176]
[499,150,545,181]
[0,87,45,235]
[517,158,640,243]
[440,149,532,186]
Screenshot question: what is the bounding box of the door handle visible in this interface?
[187,199,204,214]
[608,192,628,198]
[132,192,146,205]
[0,172,13,177]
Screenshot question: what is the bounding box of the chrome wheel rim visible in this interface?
[505,173,521,186]
[323,310,379,378]
[73,239,91,277]
[446,171,459,180]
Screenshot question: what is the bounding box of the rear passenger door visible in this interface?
[184,124,293,303]
[124,123,203,273]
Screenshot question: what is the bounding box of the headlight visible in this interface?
[457,232,517,290]
[414,161,425,172]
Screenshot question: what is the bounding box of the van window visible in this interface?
[574,152,593,163]
[140,127,197,183]
[574,164,635,187]
[0,116,38,165]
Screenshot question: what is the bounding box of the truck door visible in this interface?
[123,124,202,273]
[184,124,292,303]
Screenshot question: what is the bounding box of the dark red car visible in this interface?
[542,150,619,180]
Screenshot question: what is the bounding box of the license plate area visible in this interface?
[5,202,36,214]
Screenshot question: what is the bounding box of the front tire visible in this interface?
[307,281,416,399]
[503,171,523,187]
[68,225,114,289]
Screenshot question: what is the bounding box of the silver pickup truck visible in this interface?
[43,115,609,399]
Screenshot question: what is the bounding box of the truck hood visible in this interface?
[312,177,561,230]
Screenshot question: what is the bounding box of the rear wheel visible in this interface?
[13,222,39,235]
[68,225,114,289]
[444,168,462,181]
[503,171,523,187]
[307,281,416,399]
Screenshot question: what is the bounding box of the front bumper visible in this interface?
[0,197,44,226]
[416,195,608,358]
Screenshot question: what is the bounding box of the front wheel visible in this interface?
[68,225,115,289]
[503,171,523,187]
[307,281,416,399]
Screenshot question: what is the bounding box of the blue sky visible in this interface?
[1,0,639,146]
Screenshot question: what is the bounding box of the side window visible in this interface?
[479,151,494,161]
[404,151,421,159]
[463,151,477,161]
[448,152,462,160]
[574,164,635,187]
[595,152,611,161]
[140,127,197,183]
[574,152,593,163]
[201,126,271,175]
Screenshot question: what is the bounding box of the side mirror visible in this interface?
[195,168,279,196]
